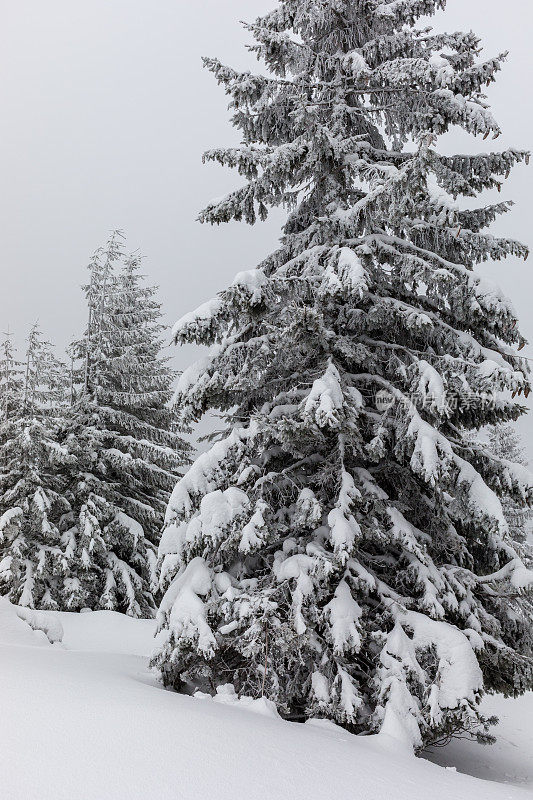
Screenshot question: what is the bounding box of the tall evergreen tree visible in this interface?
[153,0,533,749]
[0,326,72,609]
[61,234,189,616]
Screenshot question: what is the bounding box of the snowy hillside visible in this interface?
[0,599,531,800]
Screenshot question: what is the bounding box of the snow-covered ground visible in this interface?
[1,599,531,800]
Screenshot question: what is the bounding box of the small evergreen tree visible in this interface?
[0,326,72,609]
[61,234,189,616]
[153,0,533,749]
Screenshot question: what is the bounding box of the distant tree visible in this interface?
[0,331,23,422]
[0,326,72,609]
[486,424,533,544]
[153,0,533,750]
[61,234,190,616]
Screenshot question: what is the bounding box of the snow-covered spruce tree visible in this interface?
[153,1,533,748]
[0,326,73,609]
[61,234,189,616]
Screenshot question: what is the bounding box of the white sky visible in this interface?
[1,0,532,453]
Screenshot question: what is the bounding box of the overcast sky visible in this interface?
[1,0,532,453]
